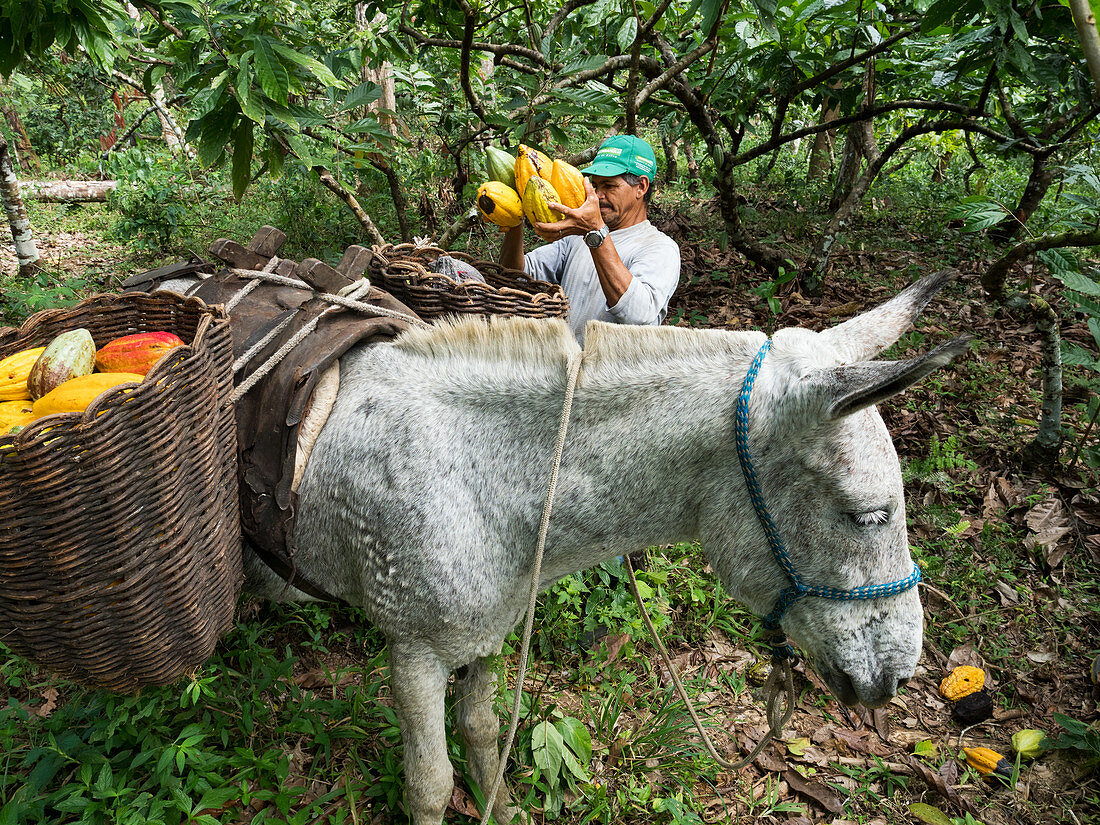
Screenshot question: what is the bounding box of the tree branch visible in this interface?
[457,0,491,125]
[398,23,550,69]
[274,133,385,246]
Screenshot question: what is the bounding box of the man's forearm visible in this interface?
[589,238,632,307]
[500,226,525,271]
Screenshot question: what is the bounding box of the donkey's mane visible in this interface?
[393,315,763,371]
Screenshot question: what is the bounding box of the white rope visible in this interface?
[232,313,297,375]
[227,267,429,329]
[226,279,374,406]
[224,256,281,314]
[479,350,584,825]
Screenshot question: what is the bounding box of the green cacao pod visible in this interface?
[1011,729,1045,760]
[27,329,96,400]
[485,146,517,188]
[522,176,564,226]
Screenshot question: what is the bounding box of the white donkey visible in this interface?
[243,270,967,824]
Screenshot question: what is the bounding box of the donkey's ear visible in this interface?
[800,337,970,421]
[818,269,957,363]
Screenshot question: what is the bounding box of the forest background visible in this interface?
[0,0,1099,823]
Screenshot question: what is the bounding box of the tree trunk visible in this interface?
[1008,294,1064,467]
[828,61,878,210]
[0,101,40,174]
[829,125,864,210]
[19,180,117,202]
[930,150,954,184]
[661,131,679,183]
[0,134,41,276]
[807,93,839,182]
[683,139,699,194]
[988,153,1055,245]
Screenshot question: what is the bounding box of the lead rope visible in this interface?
[624,557,796,772]
[480,350,584,825]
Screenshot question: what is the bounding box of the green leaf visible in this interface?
[195,787,240,813]
[1089,317,1100,353]
[617,17,637,52]
[270,41,342,87]
[922,0,959,33]
[909,802,954,825]
[1060,270,1100,297]
[913,739,939,759]
[341,82,382,111]
[236,53,265,124]
[556,717,592,762]
[231,118,254,200]
[253,36,290,104]
[532,720,565,787]
[283,131,315,168]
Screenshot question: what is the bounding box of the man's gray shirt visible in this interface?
[524,220,680,343]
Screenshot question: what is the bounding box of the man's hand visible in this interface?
[532,177,603,243]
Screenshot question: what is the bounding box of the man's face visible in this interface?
[589,174,648,230]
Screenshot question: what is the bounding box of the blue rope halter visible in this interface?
[734,340,921,655]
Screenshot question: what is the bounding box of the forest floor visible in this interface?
[1,191,1098,825]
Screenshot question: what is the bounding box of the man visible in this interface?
[500,135,681,343]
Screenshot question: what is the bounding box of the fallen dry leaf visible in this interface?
[1024,497,1073,566]
[33,687,58,719]
[783,768,844,813]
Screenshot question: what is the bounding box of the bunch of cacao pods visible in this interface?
[476,145,587,230]
[0,329,185,435]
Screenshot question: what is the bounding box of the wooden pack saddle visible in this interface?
[123,227,421,599]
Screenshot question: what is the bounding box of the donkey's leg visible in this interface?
[390,644,453,825]
[454,656,522,824]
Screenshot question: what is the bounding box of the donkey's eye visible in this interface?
[850,510,890,527]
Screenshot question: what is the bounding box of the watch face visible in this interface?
[584,226,608,248]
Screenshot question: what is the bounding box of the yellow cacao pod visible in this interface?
[0,347,46,401]
[515,145,552,199]
[32,373,144,419]
[963,746,1013,780]
[0,400,35,434]
[476,181,523,228]
[939,665,985,701]
[522,176,564,226]
[550,159,586,209]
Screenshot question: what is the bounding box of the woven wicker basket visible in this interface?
[369,243,568,320]
[0,292,241,693]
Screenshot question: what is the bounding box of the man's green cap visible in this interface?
[581,135,658,181]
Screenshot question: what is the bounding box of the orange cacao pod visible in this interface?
[95,331,185,376]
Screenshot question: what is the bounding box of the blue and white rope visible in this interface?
[734,340,921,637]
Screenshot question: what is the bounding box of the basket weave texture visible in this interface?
[369,243,568,320]
[0,292,242,692]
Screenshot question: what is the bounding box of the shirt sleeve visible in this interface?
[606,235,681,325]
[523,239,571,285]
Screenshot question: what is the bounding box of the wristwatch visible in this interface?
[583,224,610,249]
